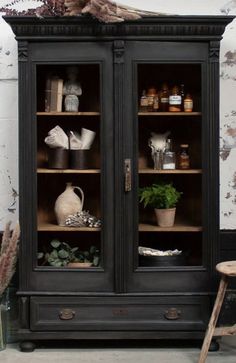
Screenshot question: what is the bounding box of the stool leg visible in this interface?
[198,275,228,363]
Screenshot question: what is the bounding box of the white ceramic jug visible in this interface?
[54,182,84,226]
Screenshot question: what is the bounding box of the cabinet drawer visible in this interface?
[30,296,209,331]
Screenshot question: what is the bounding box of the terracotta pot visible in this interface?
[67,262,92,268]
[154,208,176,227]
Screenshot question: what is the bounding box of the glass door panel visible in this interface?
[124,41,208,292]
[138,63,203,268]
[31,41,114,292]
[36,64,102,271]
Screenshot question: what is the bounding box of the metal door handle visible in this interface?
[124,159,132,192]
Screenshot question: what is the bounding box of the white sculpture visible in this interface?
[148,131,170,169]
[63,66,82,112]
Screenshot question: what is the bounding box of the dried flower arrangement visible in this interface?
[0,222,20,296]
[0,0,163,22]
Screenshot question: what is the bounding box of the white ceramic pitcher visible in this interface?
[54,182,84,226]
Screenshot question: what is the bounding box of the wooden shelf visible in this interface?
[37,112,100,116]
[138,112,201,116]
[38,223,101,232]
[139,223,202,232]
[37,168,100,174]
[139,169,202,174]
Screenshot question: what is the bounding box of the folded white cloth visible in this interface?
[44,125,69,149]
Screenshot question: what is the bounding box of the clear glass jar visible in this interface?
[162,151,176,169]
[162,138,176,170]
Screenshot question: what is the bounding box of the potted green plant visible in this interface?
[139,182,182,227]
[38,240,100,268]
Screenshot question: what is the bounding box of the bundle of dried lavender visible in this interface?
[0,222,20,296]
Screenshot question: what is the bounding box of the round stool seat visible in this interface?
[216,260,236,277]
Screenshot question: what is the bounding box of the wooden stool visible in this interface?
[198,260,236,363]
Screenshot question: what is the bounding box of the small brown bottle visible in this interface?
[146,87,157,112]
[169,85,181,112]
[184,94,193,112]
[179,144,190,169]
[140,90,148,111]
[159,83,169,112]
[153,93,159,111]
[180,83,185,111]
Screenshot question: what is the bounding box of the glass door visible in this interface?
[30,42,114,292]
[124,41,210,292]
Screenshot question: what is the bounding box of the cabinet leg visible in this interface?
[19,341,36,352]
[209,339,220,352]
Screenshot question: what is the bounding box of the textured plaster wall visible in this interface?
[0,0,236,229]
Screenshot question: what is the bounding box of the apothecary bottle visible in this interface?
[180,83,185,111]
[179,144,190,169]
[146,87,157,112]
[159,83,169,111]
[184,94,193,112]
[140,90,148,111]
[153,93,159,111]
[169,86,181,112]
[162,138,176,170]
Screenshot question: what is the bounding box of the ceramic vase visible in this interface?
[0,292,8,351]
[54,182,84,226]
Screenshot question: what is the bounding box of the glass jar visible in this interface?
[169,85,181,112]
[162,139,176,169]
[159,83,169,112]
[146,87,157,112]
[162,151,176,169]
[179,144,190,169]
[184,94,193,112]
[139,90,148,111]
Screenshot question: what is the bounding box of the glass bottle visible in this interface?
[169,85,181,112]
[184,94,193,112]
[179,144,190,169]
[180,83,185,111]
[153,93,159,111]
[159,83,169,112]
[146,87,157,112]
[139,90,148,111]
[162,138,176,170]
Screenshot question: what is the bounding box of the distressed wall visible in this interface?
[0,0,236,229]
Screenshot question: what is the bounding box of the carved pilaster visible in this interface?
[18,41,28,62]
[113,40,125,64]
[207,40,220,274]
[209,41,220,63]
[19,296,29,329]
[113,40,126,292]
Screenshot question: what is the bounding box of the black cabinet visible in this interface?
[5,15,233,348]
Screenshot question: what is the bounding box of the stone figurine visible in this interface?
[63,66,82,112]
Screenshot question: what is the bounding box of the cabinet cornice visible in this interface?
[4,16,234,41]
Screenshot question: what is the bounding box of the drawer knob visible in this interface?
[59,308,75,320]
[164,308,181,320]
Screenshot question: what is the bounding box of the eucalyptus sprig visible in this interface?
[38,239,100,267]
